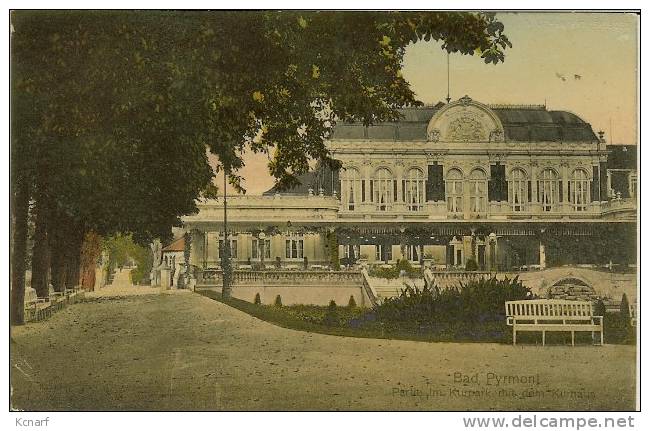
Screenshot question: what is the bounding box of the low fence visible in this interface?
[24,288,86,323]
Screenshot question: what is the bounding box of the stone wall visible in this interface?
[198,270,372,307]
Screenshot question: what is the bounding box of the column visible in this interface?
[364,163,372,205]
[488,232,498,271]
[188,230,201,268]
[530,163,538,211]
[561,163,569,213]
[539,241,546,270]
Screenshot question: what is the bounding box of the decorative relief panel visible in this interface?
[446,116,486,142]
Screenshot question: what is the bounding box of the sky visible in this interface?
[217,11,639,195]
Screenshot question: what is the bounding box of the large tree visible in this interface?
[10,11,510,324]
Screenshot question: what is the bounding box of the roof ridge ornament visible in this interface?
[458,95,473,106]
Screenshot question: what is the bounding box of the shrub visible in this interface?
[465,258,479,271]
[593,299,606,316]
[254,292,261,305]
[275,257,281,268]
[396,258,413,273]
[368,260,423,279]
[322,300,340,326]
[371,276,532,339]
[303,256,309,269]
[348,295,357,308]
[274,294,282,307]
[620,293,631,319]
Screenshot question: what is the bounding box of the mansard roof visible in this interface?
[331,101,598,143]
[606,145,637,170]
[262,164,337,196]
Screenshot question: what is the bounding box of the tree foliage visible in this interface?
[10,11,510,323]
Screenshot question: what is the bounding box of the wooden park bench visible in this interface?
[505,299,603,346]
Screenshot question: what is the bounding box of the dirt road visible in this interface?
[10,287,636,411]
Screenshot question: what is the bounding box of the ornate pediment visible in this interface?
[426,96,504,143]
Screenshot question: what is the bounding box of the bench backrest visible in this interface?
[505,300,594,319]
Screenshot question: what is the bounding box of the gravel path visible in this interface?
[10,286,636,411]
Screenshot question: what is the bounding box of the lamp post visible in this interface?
[221,167,232,298]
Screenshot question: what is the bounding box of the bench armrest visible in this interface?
[506,316,514,326]
[592,316,604,325]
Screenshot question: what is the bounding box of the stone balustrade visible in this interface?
[198,269,364,287]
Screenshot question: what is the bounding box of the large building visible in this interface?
[181,96,637,273]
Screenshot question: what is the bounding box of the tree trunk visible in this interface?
[11,179,30,325]
[80,231,102,291]
[31,191,50,298]
[49,221,67,293]
[64,226,84,289]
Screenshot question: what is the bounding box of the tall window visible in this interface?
[285,238,304,259]
[630,174,637,198]
[218,239,237,258]
[468,168,487,213]
[539,168,559,212]
[251,239,271,259]
[372,168,393,211]
[406,245,420,262]
[375,244,392,262]
[344,245,359,259]
[445,168,463,213]
[509,168,527,212]
[404,168,425,211]
[341,167,361,211]
[569,169,590,211]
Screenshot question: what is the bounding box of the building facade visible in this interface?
[181,96,636,273]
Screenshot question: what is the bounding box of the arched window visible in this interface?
[469,168,487,213]
[372,168,393,211]
[539,168,559,212]
[445,168,463,213]
[404,168,425,211]
[509,168,527,212]
[341,167,361,211]
[569,169,590,211]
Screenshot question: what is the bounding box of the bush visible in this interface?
[322,300,340,326]
[594,299,606,316]
[465,258,479,271]
[303,256,309,269]
[348,295,357,308]
[274,294,282,307]
[368,259,422,279]
[254,292,261,305]
[370,276,532,340]
[620,293,631,318]
[275,257,281,268]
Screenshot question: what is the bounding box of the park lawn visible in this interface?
[196,289,634,346]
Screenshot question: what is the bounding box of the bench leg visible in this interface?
[571,331,575,347]
[513,329,517,346]
[542,330,545,346]
[600,329,604,346]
